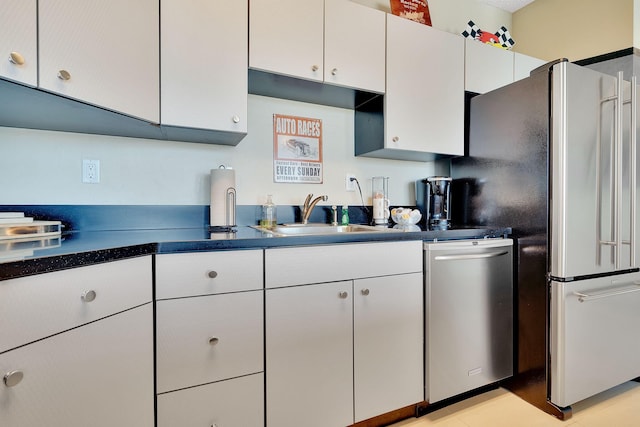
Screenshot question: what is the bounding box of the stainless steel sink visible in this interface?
[252,223,394,236]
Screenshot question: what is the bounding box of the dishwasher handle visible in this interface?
[434,250,509,261]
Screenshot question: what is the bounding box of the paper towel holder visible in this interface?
[209,165,237,233]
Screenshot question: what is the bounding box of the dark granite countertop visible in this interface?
[0,225,511,281]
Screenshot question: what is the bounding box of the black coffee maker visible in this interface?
[416,176,452,230]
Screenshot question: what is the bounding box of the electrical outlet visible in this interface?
[346,174,356,192]
[82,159,100,183]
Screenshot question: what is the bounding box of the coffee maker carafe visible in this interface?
[417,176,452,230]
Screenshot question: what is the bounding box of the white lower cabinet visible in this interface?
[266,280,354,427]
[157,373,264,427]
[265,241,423,426]
[0,304,154,427]
[155,250,264,427]
[0,256,154,427]
[354,274,424,422]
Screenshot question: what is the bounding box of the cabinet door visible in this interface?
[249,0,324,82]
[514,52,546,81]
[0,0,37,86]
[161,0,247,132]
[156,291,264,393]
[266,281,353,427]
[0,255,152,353]
[354,273,424,422]
[324,0,385,93]
[385,14,464,155]
[38,0,159,122]
[157,373,264,427]
[464,39,514,93]
[0,304,154,427]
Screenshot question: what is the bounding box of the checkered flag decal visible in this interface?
[495,26,515,49]
[461,20,516,50]
[461,21,481,39]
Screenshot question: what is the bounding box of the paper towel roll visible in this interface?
[210,167,236,227]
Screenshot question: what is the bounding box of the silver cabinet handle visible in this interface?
[81,290,97,302]
[338,291,348,299]
[57,69,71,80]
[361,288,370,296]
[232,115,240,124]
[9,52,25,65]
[311,65,319,72]
[331,68,338,76]
[3,370,23,387]
[207,270,218,279]
[392,136,399,143]
[208,337,220,346]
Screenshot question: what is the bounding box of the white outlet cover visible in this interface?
[82,159,100,184]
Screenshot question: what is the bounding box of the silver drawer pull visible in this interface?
[573,283,640,303]
[208,337,220,346]
[361,289,370,296]
[4,370,23,387]
[81,290,97,302]
[9,52,25,65]
[57,69,71,80]
[207,270,218,279]
[434,251,509,261]
[339,291,348,299]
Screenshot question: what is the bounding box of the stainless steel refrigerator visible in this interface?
[451,59,640,420]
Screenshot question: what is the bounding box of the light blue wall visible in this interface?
[0,95,449,207]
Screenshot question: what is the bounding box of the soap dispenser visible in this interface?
[341,205,349,226]
[261,195,277,228]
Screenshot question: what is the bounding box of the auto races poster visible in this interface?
[273,114,323,183]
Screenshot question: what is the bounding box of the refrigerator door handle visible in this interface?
[615,71,624,270]
[573,282,640,303]
[597,86,618,266]
[629,75,637,268]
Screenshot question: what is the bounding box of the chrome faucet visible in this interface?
[301,194,328,224]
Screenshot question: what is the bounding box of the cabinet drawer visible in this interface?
[0,255,152,353]
[155,250,263,299]
[156,291,264,393]
[157,373,264,427]
[265,241,422,288]
[0,304,154,427]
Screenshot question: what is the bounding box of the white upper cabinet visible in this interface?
[323,0,385,93]
[0,0,37,87]
[514,52,547,81]
[250,0,324,82]
[161,0,247,133]
[465,39,514,94]
[38,0,159,122]
[250,0,385,92]
[382,13,464,158]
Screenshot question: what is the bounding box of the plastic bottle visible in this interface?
[341,205,349,226]
[260,195,277,228]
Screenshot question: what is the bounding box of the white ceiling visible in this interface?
[477,0,535,13]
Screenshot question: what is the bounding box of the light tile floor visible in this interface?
[390,381,640,427]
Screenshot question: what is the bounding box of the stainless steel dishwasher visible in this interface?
[424,238,513,403]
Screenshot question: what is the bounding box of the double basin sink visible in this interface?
[252,223,396,237]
